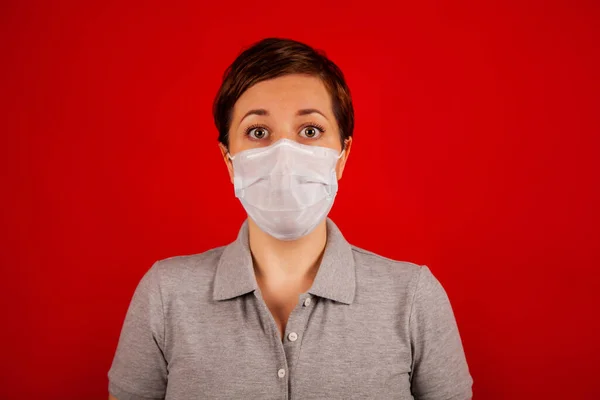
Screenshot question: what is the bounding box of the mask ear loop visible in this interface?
[226,152,244,198]
[326,147,345,197]
[337,137,351,159]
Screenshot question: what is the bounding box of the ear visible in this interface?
[218,142,235,184]
[336,136,353,180]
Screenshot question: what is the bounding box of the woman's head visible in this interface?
[213,37,354,179]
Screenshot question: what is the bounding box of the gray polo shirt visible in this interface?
[108,218,473,400]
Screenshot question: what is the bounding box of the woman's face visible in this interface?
[219,73,352,183]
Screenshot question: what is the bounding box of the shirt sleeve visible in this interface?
[108,260,168,400]
[409,265,474,400]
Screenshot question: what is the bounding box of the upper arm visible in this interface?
[107,260,168,400]
[408,265,474,400]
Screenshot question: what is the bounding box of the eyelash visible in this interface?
[244,123,326,137]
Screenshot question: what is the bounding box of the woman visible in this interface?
[108,37,473,400]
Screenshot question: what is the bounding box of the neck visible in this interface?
[248,218,328,287]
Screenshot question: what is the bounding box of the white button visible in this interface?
[278,368,286,378]
[303,297,312,307]
[288,332,298,342]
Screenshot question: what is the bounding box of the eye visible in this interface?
[245,124,270,140]
[300,124,325,139]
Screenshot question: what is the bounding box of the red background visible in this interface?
[2,1,599,398]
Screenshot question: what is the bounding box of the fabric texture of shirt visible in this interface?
[108,218,473,399]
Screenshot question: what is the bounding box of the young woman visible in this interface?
[108,37,473,400]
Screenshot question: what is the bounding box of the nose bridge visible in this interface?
[267,130,295,147]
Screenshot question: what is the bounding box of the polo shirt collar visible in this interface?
[213,218,356,305]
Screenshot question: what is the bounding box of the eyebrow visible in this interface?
[240,108,328,123]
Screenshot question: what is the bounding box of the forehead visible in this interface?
[232,74,332,119]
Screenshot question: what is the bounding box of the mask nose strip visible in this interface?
[270,146,293,182]
[266,147,293,210]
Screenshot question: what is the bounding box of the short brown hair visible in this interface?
[212,37,354,149]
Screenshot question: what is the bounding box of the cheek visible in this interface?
[227,132,246,154]
[323,127,342,148]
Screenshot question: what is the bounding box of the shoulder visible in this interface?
[351,244,423,280]
[350,245,441,299]
[145,246,227,293]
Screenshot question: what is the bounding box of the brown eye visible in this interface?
[247,126,269,140]
[300,125,324,139]
[253,129,266,139]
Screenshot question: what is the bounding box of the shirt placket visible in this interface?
[253,288,316,400]
[283,293,315,400]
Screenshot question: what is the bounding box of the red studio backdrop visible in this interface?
[1,1,599,399]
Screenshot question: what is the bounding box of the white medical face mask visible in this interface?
[228,139,344,241]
